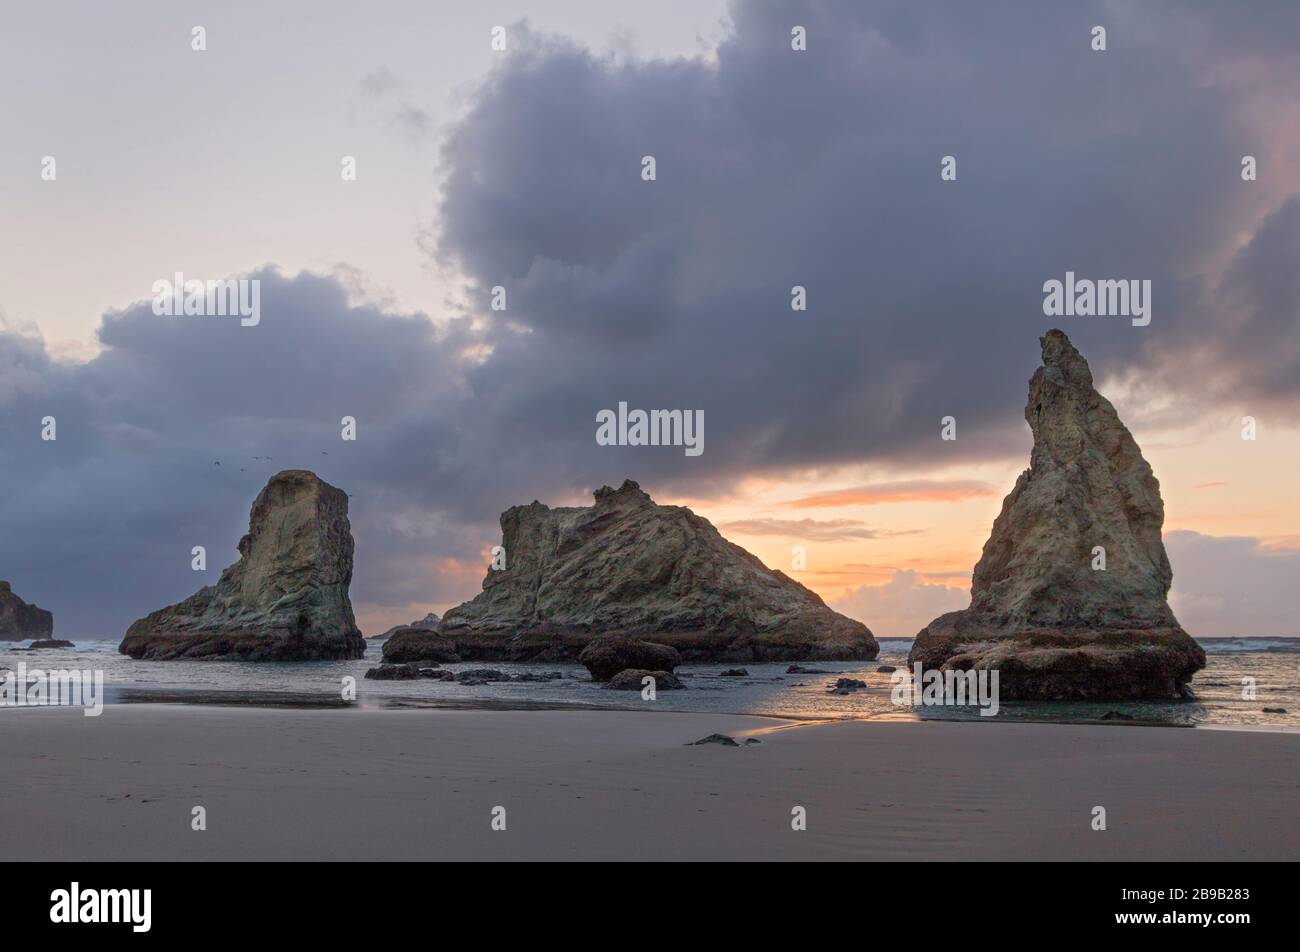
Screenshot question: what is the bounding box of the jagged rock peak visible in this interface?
[384,479,877,664]
[909,331,1205,700]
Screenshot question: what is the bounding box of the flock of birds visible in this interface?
[212,451,330,471]
[210,453,352,496]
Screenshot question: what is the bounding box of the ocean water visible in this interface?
[2,637,1297,730]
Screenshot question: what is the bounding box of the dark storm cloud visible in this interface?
[2,1,1297,634]
[436,0,1299,495]
[0,270,497,635]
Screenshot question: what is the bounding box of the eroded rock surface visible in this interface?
[120,470,365,661]
[908,331,1205,699]
[386,480,876,664]
[0,581,53,642]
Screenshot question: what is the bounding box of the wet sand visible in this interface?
[2,705,1295,860]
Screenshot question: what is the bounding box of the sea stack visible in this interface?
[120,470,365,661]
[908,330,1206,699]
[384,479,877,664]
[0,581,54,642]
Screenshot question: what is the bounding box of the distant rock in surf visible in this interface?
[908,330,1206,699]
[384,479,877,665]
[0,581,53,642]
[605,669,684,691]
[369,612,440,640]
[119,470,365,661]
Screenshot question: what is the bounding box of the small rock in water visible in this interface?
[604,668,684,691]
[1262,707,1287,714]
[509,671,564,682]
[687,734,739,747]
[1100,710,1136,721]
[787,664,832,674]
[365,663,420,681]
[580,636,681,682]
[828,677,867,695]
[877,665,897,673]
[455,668,508,685]
[719,668,749,677]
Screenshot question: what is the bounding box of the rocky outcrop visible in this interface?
[381,630,462,664]
[580,636,680,681]
[386,479,877,664]
[605,669,685,691]
[369,612,440,640]
[0,581,53,642]
[119,470,365,661]
[908,331,1206,699]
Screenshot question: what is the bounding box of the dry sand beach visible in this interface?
[3,706,1295,861]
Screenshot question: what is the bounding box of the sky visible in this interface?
[1,0,1297,639]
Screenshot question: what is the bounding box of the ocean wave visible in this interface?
[1197,638,1300,654]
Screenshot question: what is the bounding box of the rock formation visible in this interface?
[384,479,877,664]
[120,470,365,661]
[369,611,440,640]
[605,669,684,691]
[908,330,1206,699]
[0,581,53,642]
[579,636,681,681]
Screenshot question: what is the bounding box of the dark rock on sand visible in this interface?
[0,581,54,642]
[396,479,876,665]
[120,471,365,661]
[1262,707,1287,713]
[687,734,739,746]
[877,665,897,673]
[909,331,1206,700]
[580,636,681,682]
[604,669,685,691]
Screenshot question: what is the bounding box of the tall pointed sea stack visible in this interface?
[384,479,877,664]
[909,330,1205,699]
[120,470,365,661]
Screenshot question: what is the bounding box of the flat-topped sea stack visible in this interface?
[120,470,365,661]
[0,581,54,642]
[384,480,877,664]
[909,330,1206,699]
